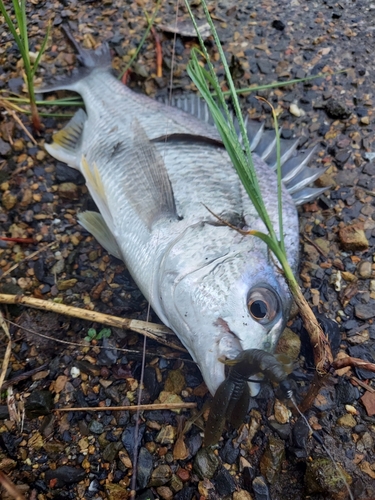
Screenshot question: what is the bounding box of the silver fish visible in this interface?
[40,39,326,395]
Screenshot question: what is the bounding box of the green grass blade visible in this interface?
[0,2,26,62]
[31,22,51,78]
[119,0,162,79]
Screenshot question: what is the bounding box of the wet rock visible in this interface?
[259,435,285,484]
[1,191,17,210]
[149,464,172,487]
[88,419,104,434]
[271,19,285,30]
[156,486,174,500]
[219,438,240,464]
[57,182,80,200]
[213,466,236,497]
[164,369,185,394]
[55,162,85,184]
[169,473,183,492]
[121,424,145,461]
[275,327,301,360]
[137,447,153,489]
[337,413,356,427]
[357,260,372,278]
[305,458,352,500]
[233,491,253,500]
[102,441,123,462]
[336,379,360,405]
[45,466,86,488]
[105,483,130,499]
[174,487,196,500]
[269,421,290,440]
[339,223,369,251]
[252,476,271,500]
[274,399,291,424]
[354,302,375,320]
[25,390,53,418]
[324,98,351,119]
[156,424,175,445]
[0,138,11,156]
[314,386,336,411]
[360,391,375,416]
[193,448,220,480]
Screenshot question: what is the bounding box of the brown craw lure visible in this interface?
[204,349,293,447]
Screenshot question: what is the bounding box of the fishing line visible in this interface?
[131,3,181,494]
[290,397,354,500]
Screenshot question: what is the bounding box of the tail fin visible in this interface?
[36,26,111,93]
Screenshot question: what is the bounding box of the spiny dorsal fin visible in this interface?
[44,108,87,168]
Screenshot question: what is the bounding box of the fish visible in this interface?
[39,34,327,396]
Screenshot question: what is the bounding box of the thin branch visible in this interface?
[55,402,197,412]
[0,294,186,352]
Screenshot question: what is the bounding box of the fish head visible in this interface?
[166,245,292,396]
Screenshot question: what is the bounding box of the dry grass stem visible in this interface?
[350,376,375,394]
[55,402,197,412]
[0,470,26,500]
[0,294,186,352]
[0,310,12,392]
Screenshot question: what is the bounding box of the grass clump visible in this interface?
[0,0,50,131]
[184,0,333,374]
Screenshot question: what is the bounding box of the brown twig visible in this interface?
[0,241,56,280]
[0,294,187,352]
[0,471,26,500]
[303,234,328,258]
[55,402,197,412]
[350,375,375,393]
[297,372,330,414]
[151,26,163,77]
[333,355,375,374]
[1,362,49,390]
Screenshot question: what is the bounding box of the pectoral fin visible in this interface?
[78,211,122,260]
[124,120,177,229]
[45,108,87,168]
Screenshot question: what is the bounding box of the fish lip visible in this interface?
[216,317,243,360]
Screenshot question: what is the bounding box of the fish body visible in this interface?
[41,40,325,395]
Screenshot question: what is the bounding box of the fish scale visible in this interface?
[40,38,326,395]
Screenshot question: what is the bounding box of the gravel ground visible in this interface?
[1,0,375,499]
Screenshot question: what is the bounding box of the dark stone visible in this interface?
[252,476,271,500]
[193,448,220,480]
[121,424,145,461]
[324,98,351,119]
[293,417,309,451]
[219,439,240,464]
[269,421,291,440]
[354,302,375,320]
[271,19,285,31]
[136,447,153,489]
[25,391,53,418]
[213,467,236,496]
[0,138,11,156]
[97,337,118,365]
[257,59,273,74]
[363,162,375,176]
[336,379,360,405]
[55,162,85,184]
[44,466,86,488]
[174,487,196,500]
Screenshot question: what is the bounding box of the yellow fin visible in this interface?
[44,108,87,168]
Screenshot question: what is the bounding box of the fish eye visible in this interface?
[247,286,280,324]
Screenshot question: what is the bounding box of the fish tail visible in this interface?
[36,26,111,93]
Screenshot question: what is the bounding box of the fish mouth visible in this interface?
[216,318,243,361]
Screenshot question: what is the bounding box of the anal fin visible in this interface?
[78,211,122,260]
[45,108,87,168]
